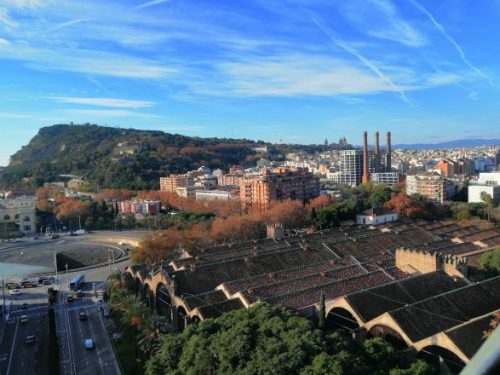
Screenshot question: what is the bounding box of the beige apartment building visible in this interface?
[240,168,320,209]
[0,195,37,235]
[406,172,456,204]
[160,174,194,192]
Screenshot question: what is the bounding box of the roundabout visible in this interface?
[0,230,145,279]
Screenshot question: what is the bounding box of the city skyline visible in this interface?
[1,0,500,166]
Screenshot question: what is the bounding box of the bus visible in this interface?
[68,274,85,291]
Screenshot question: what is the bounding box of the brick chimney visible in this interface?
[374,131,380,173]
[386,131,392,172]
[362,131,369,184]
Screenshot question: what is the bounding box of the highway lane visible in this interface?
[67,303,102,375]
[10,308,49,375]
[57,290,121,375]
[56,290,76,375]
[0,319,18,374]
[0,306,50,375]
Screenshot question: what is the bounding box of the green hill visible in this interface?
[1,124,264,190]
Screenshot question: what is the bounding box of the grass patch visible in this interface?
[114,339,143,375]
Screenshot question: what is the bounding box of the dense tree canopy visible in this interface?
[0,124,261,189]
[480,248,500,277]
[145,303,434,375]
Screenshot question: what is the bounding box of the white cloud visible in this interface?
[133,0,172,11]
[0,9,17,30]
[423,73,461,86]
[0,43,175,79]
[0,37,10,46]
[52,97,156,108]
[338,0,427,47]
[62,109,160,119]
[4,0,47,9]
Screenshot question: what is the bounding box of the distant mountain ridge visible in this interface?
[393,139,500,149]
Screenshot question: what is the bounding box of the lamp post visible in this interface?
[65,263,68,290]
[53,249,59,288]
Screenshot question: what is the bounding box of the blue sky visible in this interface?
[1,0,499,166]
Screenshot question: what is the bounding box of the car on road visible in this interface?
[20,315,28,325]
[84,338,94,350]
[79,310,88,321]
[21,303,29,310]
[43,279,52,285]
[51,234,60,239]
[38,276,50,284]
[24,335,36,346]
[66,294,75,303]
[20,282,36,288]
[57,240,66,244]
[6,282,18,289]
[9,289,21,296]
[76,290,84,298]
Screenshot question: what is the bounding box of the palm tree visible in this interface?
[138,313,163,357]
[481,192,493,221]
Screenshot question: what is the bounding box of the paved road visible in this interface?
[0,304,49,375]
[0,281,121,375]
[56,290,121,375]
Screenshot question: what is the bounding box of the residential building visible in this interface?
[160,174,194,192]
[195,190,238,201]
[0,195,37,235]
[356,208,398,226]
[434,159,456,177]
[370,172,403,187]
[240,168,319,209]
[194,174,218,189]
[119,200,161,215]
[406,172,456,204]
[218,174,244,187]
[330,150,364,187]
[176,186,196,199]
[468,172,500,204]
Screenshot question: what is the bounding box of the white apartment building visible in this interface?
[468,172,500,204]
[329,150,364,187]
[370,172,402,187]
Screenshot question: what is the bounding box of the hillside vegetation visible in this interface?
[1,124,263,189]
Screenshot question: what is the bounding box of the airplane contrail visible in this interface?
[409,0,491,84]
[311,16,416,106]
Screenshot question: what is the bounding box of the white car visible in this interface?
[117,241,124,246]
[57,240,66,244]
[9,289,21,295]
[84,338,94,350]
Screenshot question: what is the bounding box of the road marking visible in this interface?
[86,306,105,375]
[63,292,77,375]
[6,320,19,375]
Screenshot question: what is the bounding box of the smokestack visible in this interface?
[362,131,369,184]
[374,131,380,173]
[386,131,392,172]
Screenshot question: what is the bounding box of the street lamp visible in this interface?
[65,263,69,289]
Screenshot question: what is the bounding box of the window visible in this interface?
[3,215,10,221]
[24,225,31,231]
[14,214,19,220]
[24,216,30,222]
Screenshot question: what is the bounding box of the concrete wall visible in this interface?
[395,248,438,274]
